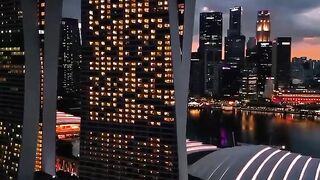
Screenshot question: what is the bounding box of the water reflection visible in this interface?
[189,109,201,119]
[187,109,320,158]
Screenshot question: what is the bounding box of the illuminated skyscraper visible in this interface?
[199,12,223,61]
[242,37,258,100]
[80,0,195,179]
[257,41,273,97]
[0,1,26,178]
[57,18,81,112]
[256,10,271,43]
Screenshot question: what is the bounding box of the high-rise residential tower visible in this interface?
[256,10,271,43]
[80,0,195,179]
[272,37,292,89]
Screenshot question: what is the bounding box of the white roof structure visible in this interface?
[56,111,81,125]
[189,145,320,180]
[186,139,218,155]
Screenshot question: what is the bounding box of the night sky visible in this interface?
[62,0,320,59]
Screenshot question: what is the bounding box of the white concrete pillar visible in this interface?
[168,0,196,179]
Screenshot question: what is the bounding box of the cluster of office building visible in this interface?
[190,7,310,101]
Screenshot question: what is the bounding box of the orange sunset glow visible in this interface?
[192,37,320,60]
[292,37,320,60]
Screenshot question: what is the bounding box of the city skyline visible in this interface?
[63,0,320,59]
[0,0,319,179]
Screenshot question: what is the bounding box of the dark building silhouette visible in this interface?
[241,37,258,100]
[225,6,245,63]
[189,52,204,97]
[291,57,319,86]
[247,37,257,49]
[220,63,240,98]
[223,7,245,98]
[224,36,246,63]
[272,37,292,89]
[246,37,258,64]
[199,12,223,62]
[203,48,221,96]
[198,12,223,96]
[256,10,271,43]
[228,6,242,36]
[57,18,81,113]
[257,42,273,97]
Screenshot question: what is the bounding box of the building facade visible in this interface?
[0,0,64,178]
[199,12,223,62]
[257,41,273,98]
[272,37,292,89]
[80,0,194,179]
[241,37,258,100]
[256,10,271,43]
[223,7,245,98]
[240,65,258,100]
[57,18,81,113]
[189,52,205,97]
[228,6,241,36]
[198,12,223,96]
[0,0,25,178]
[220,63,241,98]
[224,35,245,63]
[225,6,245,63]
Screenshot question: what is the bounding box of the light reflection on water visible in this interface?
[187,109,320,158]
[189,109,201,119]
